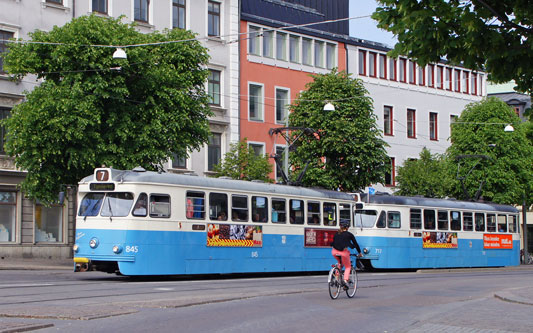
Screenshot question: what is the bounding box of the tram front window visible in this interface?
[101,193,134,217]
[78,193,105,216]
[354,210,377,228]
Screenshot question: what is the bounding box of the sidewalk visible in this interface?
[0,257,73,270]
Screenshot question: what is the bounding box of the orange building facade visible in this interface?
[239,20,346,180]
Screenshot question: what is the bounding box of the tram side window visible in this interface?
[252,196,268,222]
[410,209,421,229]
[475,213,485,231]
[323,202,337,226]
[376,211,386,228]
[101,193,134,217]
[437,211,448,230]
[132,193,148,217]
[78,193,105,216]
[290,199,304,224]
[424,210,435,230]
[463,212,473,231]
[497,215,507,232]
[339,204,351,226]
[209,192,227,221]
[150,194,170,218]
[186,191,205,219]
[450,211,461,231]
[271,198,286,223]
[487,214,496,232]
[355,210,377,228]
[307,201,321,225]
[509,215,517,233]
[387,211,401,228]
[231,195,248,222]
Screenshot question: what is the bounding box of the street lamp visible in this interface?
[504,124,514,132]
[112,48,127,59]
[323,102,335,111]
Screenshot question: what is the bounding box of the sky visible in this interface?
[349,0,397,48]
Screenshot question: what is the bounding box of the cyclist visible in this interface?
[331,220,362,288]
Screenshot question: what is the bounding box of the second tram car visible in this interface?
[354,194,520,269]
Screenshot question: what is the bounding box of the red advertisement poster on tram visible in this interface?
[483,234,513,249]
[304,228,337,247]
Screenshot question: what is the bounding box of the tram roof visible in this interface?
[80,168,354,201]
[360,194,519,213]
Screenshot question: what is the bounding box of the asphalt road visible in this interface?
[1,267,532,332]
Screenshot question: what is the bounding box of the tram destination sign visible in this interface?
[89,183,115,191]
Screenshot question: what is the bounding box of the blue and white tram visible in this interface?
[73,167,357,275]
[354,194,521,269]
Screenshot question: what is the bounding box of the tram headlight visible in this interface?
[112,245,123,254]
[73,244,79,253]
[89,238,99,249]
[363,248,369,254]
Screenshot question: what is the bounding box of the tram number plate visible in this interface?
[375,248,382,254]
[125,246,139,253]
[251,251,258,258]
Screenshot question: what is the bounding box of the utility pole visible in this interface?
[523,193,529,264]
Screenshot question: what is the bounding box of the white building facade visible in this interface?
[346,41,486,193]
[0,0,239,259]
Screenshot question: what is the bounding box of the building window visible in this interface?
[208,69,221,106]
[289,35,300,63]
[399,58,406,82]
[389,58,396,81]
[454,69,461,92]
[379,54,387,79]
[262,30,274,58]
[172,0,186,29]
[407,109,416,138]
[207,133,221,171]
[207,1,220,37]
[249,83,263,121]
[446,68,452,90]
[385,157,395,186]
[275,88,289,124]
[35,204,63,243]
[369,52,377,77]
[471,73,477,95]
[0,191,16,242]
[429,112,438,140]
[418,65,425,86]
[326,43,336,70]
[436,66,443,89]
[0,108,9,154]
[409,61,416,84]
[0,30,14,74]
[479,74,484,95]
[450,115,458,133]
[171,153,187,169]
[314,41,324,68]
[248,26,261,56]
[249,143,264,157]
[384,106,393,136]
[462,71,469,93]
[276,32,287,61]
[46,0,63,4]
[358,50,366,75]
[513,106,521,117]
[134,0,149,23]
[427,64,434,87]
[275,145,286,183]
[302,38,312,65]
[92,0,107,14]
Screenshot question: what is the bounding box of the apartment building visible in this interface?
[0,0,238,259]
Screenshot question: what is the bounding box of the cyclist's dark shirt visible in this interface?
[331,231,361,253]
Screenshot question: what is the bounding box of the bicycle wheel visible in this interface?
[328,267,342,299]
[345,266,358,298]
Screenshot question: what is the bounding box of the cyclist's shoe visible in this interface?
[342,280,349,290]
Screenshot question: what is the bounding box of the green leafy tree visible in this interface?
[395,147,453,198]
[446,98,533,205]
[2,15,211,203]
[213,139,273,183]
[288,70,388,191]
[373,1,533,94]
